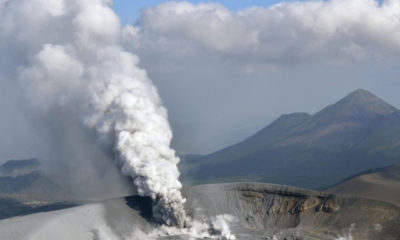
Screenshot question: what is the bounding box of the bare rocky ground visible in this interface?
[0,182,398,240]
[183,183,400,240]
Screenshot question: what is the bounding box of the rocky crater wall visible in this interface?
[184,183,400,239]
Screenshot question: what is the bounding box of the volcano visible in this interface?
[181,89,400,189]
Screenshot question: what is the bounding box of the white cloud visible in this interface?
[141,2,258,53]
[122,25,141,49]
[129,0,400,154]
[138,0,400,63]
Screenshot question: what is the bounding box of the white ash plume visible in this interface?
[0,0,186,227]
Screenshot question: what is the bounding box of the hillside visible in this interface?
[0,182,399,240]
[0,158,40,176]
[0,159,64,198]
[328,165,400,207]
[180,89,400,189]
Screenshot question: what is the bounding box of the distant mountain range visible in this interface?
[0,158,40,177]
[0,159,76,219]
[180,89,400,189]
[0,159,62,197]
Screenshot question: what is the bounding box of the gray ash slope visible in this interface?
[181,89,400,189]
[0,158,132,220]
[327,164,400,207]
[0,182,398,240]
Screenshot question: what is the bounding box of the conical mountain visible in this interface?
[180,89,400,189]
[275,89,400,147]
[334,89,398,116]
[307,89,398,125]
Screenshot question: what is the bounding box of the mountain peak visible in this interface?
[344,89,379,102]
[332,89,398,116]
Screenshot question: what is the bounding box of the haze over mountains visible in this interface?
[181,89,400,189]
[0,89,399,239]
[0,159,55,195]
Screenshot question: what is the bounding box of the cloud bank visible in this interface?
[136,0,400,62]
[127,0,400,153]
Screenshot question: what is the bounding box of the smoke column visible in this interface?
[0,0,186,226]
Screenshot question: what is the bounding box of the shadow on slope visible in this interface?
[124,196,153,222]
[327,165,400,207]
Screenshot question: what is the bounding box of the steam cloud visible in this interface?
[0,0,186,226]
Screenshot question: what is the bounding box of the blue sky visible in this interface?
[113,0,287,25]
[113,0,384,25]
